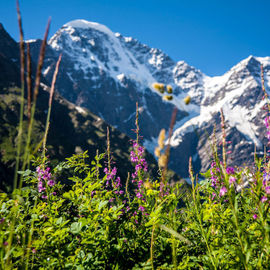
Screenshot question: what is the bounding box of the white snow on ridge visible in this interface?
[50,19,157,90]
[171,69,265,148]
[64,20,114,37]
[26,39,37,43]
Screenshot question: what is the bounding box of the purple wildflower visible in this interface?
[265,116,270,128]
[253,214,258,220]
[36,165,55,194]
[263,173,270,186]
[138,180,143,189]
[229,176,236,185]
[138,206,145,212]
[47,180,55,187]
[219,186,227,197]
[38,181,45,193]
[261,196,268,203]
[226,167,235,175]
[211,162,216,168]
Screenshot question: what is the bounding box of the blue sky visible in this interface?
[1,0,270,76]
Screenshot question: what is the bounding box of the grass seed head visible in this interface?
[158,154,167,168]
[152,82,165,94]
[184,95,191,105]
[163,95,173,101]
[158,129,166,149]
[166,85,173,94]
[154,147,161,157]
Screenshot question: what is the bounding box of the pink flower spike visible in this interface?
[253,214,258,220]
[261,196,268,203]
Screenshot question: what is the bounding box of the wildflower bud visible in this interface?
[184,95,191,105]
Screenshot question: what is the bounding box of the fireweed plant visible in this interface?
[1,5,270,270]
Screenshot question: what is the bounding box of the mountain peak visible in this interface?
[63,19,114,36]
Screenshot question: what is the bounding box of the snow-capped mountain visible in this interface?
[28,19,270,177]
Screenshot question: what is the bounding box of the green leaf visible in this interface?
[56,217,64,225]
[70,222,82,234]
[98,200,108,211]
[159,224,191,245]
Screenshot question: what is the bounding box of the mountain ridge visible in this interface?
[0,22,173,191]
[25,19,270,177]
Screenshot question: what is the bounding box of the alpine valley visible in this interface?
[1,19,270,186]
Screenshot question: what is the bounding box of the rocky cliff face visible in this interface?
[27,19,270,177]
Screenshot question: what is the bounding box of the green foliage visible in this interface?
[1,147,270,269]
[0,151,188,269]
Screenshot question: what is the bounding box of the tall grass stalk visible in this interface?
[189,157,217,270]
[24,198,38,270]
[13,0,25,191]
[106,126,111,173]
[161,107,177,185]
[42,54,62,161]
[26,43,32,125]
[220,109,227,169]
[7,2,25,268]
[226,183,248,269]
[150,224,156,270]
[19,18,51,188]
